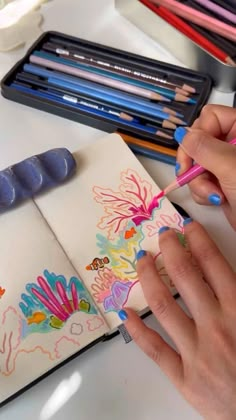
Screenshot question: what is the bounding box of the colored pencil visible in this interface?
[10,83,174,140]
[23,63,186,125]
[29,54,169,102]
[119,133,176,165]
[128,144,176,165]
[150,0,236,41]
[161,137,236,196]
[193,0,236,24]
[32,51,196,103]
[15,71,181,119]
[142,0,236,65]
[43,41,196,93]
[210,0,236,15]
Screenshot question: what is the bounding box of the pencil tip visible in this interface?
[157,95,171,102]
[169,116,187,126]
[156,130,173,139]
[187,98,197,105]
[183,84,196,93]
[120,112,133,121]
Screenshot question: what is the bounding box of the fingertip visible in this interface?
[176,144,192,176]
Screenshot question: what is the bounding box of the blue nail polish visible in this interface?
[174,127,188,144]
[175,162,181,176]
[118,309,128,321]
[136,250,147,260]
[208,194,221,206]
[159,226,170,235]
[183,217,193,226]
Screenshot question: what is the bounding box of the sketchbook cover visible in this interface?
[0,133,184,405]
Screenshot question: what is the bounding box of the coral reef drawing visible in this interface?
[90,268,137,313]
[0,306,54,377]
[90,168,185,314]
[86,316,105,332]
[93,169,163,240]
[19,270,98,336]
[96,220,144,280]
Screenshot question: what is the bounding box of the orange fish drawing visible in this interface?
[0,287,5,298]
[86,257,110,271]
[27,312,46,325]
[124,227,137,239]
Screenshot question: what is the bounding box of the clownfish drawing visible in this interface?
[86,257,110,271]
[0,287,5,298]
[124,227,137,240]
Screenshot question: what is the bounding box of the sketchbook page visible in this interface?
[0,202,108,405]
[35,133,184,331]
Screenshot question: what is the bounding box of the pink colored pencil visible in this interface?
[56,281,73,314]
[193,0,236,25]
[29,55,168,102]
[150,0,236,42]
[31,288,68,322]
[161,138,236,196]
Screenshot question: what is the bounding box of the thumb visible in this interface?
[174,127,236,182]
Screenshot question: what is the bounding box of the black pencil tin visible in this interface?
[1,30,212,153]
[115,0,236,92]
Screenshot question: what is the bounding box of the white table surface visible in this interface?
[0,1,235,419]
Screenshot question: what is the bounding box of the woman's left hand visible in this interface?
[122,219,236,420]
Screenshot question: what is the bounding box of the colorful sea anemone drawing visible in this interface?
[19,270,97,335]
[103,280,136,313]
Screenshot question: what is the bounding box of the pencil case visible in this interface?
[115,0,236,92]
[1,30,212,164]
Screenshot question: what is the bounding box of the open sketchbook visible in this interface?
[0,133,185,405]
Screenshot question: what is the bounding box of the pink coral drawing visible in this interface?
[54,337,80,359]
[146,213,183,237]
[86,316,105,332]
[0,307,23,375]
[2,346,54,377]
[93,169,162,239]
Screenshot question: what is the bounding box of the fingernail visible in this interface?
[174,127,188,144]
[118,309,128,321]
[183,217,193,226]
[208,194,221,206]
[159,226,170,235]
[136,250,147,260]
[175,161,181,176]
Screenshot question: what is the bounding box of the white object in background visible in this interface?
[0,0,47,51]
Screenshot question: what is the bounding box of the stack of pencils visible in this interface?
[144,0,236,66]
[7,34,204,165]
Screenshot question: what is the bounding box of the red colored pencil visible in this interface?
[139,0,236,66]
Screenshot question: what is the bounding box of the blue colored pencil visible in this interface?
[33,50,196,104]
[23,64,185,125]
[10,83,173,140]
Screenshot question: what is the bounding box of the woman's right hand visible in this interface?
[175,105,236,230]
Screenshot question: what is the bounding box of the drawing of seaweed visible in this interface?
[19,270,98,336]
[96,221,144,279]
[93,169,163,239]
